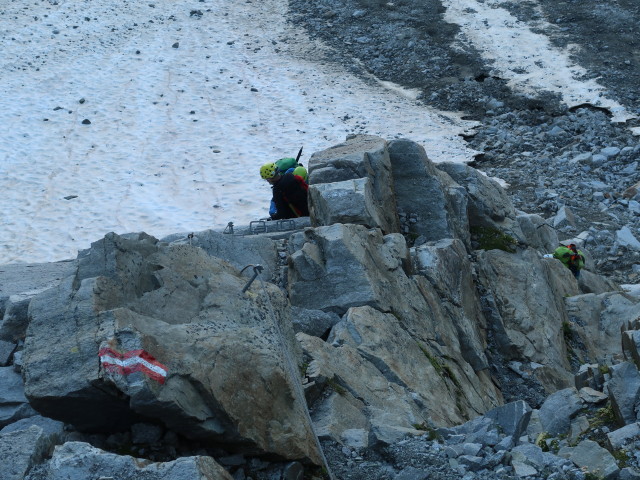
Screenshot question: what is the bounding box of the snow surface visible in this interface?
[0,0,632,264]
[443,0,636,124]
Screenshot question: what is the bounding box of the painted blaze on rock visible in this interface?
[22,232,322,464]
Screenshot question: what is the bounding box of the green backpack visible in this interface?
[275,157,308,181]
[553,245,585,270]
[275,157,298,172]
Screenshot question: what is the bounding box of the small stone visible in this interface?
[81,119,91,125]
[600,147,621,158]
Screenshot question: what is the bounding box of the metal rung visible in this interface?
[223,222,234,234]
[249,220,268,234]
[276,219,296,231]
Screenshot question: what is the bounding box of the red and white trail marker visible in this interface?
[98,347,168,384]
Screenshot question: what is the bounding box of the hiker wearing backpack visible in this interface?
[260,158,309,220]
[553,243,585,278]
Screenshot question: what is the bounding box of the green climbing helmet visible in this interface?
[260,162,277,179]
[292,165,308,181]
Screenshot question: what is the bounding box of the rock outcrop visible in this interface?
[2,134,639,479]
[388,139,470,247]
[22,232,323,465]
[308,134,400,234]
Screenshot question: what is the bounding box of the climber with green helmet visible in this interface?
[260,155,309,220]
[553,243,586,278]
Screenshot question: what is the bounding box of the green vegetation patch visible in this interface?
[590,404,618,430]
[471,226,517,253]
[412,422,441,441]
[418,344,461,389]
[611,448,630,468]
[326,376,347,396]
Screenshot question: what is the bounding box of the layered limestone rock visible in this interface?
[389,138,470,247]
[308,134,400,234]
[436,162,525,242]
[288,223,502,434]
[476,248,579,392]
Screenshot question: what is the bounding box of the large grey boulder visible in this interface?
[299,301,501,441]
[484,400,533,440]
[620,317,640,369]
[288,224,411,315]
[412,238,489,372]
[578,270,622,295]
[623,329,640,369]
[552,205,578,230]
[311,390,370,448]
[22,232,323,465]
[565,292,640,366]
[388,139,470,246]
[0,294,34,342]
[307,134,400,234]
[538,388,583,436]
[0,339,15,366]
[289,224,501,431]
[607,362,640,426]
[0,366,37,428]
[298,331,430,445]
[0,415,65,480]
[291,306,341,338]
[308,177,388,232]
[0,261,77,345]
[510,443,571,476]
[0,426,55,480]
[439,400,532,449]
[558,439,620,480]
[1,414,65,438]
[31,441,234,480]
[436,162,524,242]
[477,249,578,392]
[574,363,606,391]
[328,306,481,427]
[607,422,640,451]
